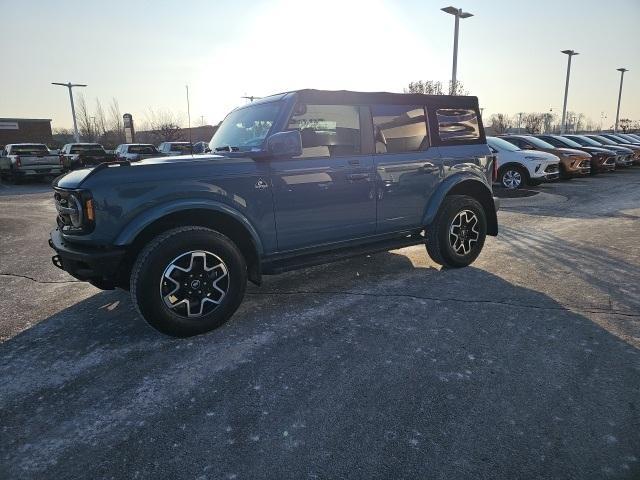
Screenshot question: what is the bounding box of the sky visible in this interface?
[1,0,639,130]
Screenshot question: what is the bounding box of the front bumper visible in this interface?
[49,229,126,286]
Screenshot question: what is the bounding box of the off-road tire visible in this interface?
[426,195,487,268]
[130,226,247,337]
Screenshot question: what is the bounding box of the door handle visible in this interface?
[347,173,369,182]
[348,159,360,166]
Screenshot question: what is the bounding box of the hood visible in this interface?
[54,154,258,190]
[578,146,617,155]
[520,150,558,161]
[605,145,635,154]
[558,147,589,157]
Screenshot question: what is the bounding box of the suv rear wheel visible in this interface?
[426,195,487,268]
[499,165,527,189]
[130,226,247,337]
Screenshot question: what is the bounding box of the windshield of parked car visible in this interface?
[11,144,49,155]
[487,137,520,152]
[170,143,191,152]
[524,136,555,149]
[70,144,105,154]
[551,136,581,148]
[209,102,280,152]
[590,135,617,146]
[606,135,630,144]
[568,135,601,147]
[129,145,158,154]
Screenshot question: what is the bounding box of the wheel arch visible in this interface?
[116,202,263,285]
[423,176,498,236]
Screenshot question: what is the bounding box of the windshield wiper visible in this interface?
[214,145,239,152]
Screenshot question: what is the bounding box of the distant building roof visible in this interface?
[0,118,52,122]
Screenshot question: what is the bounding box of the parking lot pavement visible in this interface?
[1,171,639,479]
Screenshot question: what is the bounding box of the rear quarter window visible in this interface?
[435,108,480,143]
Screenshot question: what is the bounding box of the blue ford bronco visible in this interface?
[49,89,499,337]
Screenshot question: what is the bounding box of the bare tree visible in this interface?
[94,99,108,138]
[145,109,184,142]
[405,79,470,96]
[449,80,469,96]
[405,80,444,95]
[619,118,632,133]
[489,113,512,135]
[76,94,97,141]
[523,113,545,134]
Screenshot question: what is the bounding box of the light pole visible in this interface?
[614,68,628,133]
[52,82,87,142]
[560,50,578,134]
[441,6,473,95]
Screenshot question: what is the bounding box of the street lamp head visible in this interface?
[561,50,579,56]
[441,6,472,17]
[617,68,628,73]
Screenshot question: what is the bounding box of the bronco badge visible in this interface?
[255,179,269,190]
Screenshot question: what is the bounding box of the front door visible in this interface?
[271,104,376,251]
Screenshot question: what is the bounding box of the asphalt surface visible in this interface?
[1,170,639,479]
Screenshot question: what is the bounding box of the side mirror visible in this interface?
[266,130,302,158]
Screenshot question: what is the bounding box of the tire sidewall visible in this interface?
[438,197,487,268]
[133,228,247,337]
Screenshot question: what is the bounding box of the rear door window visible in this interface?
[287,104,361,158]
[435,108,480,142]
[371,105,428,153]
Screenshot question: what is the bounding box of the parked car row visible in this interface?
[489,133,640,189]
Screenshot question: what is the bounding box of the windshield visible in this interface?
[70,144,105,154]
[209,102,281,152]
[130,145,158,154]
[524,136,555,149]
[12,144,49,155]
[590,135,617,146]
[606,135,630,144]
[568,135,601,147]
[487,137,520,152]
[170,143,190,152]
[551,135,581,148]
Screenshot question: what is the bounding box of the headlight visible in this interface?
[68,194,84,227]
[524,156,539,161]
[54,189,95,233]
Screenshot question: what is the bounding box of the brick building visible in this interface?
[0,118,53,147]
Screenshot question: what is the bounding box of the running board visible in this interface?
[261,235,425,275]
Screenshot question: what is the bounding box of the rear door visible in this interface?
[270,103,376,251]
[373,104,442,232]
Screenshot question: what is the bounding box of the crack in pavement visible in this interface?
[246,289,640,318]
[0,273,81,284]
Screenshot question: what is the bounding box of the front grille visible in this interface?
[544,164,559,173]
[579,160,590,168]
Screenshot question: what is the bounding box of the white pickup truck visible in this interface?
[0,143,63,182]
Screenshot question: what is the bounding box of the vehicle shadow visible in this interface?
[1,252,639,480]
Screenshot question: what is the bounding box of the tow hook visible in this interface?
[51,255,64,270]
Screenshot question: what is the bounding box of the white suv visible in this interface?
[487,136,560,189]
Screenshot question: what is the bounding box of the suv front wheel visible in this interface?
[426,195,487,268]
[130,226,247,337]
